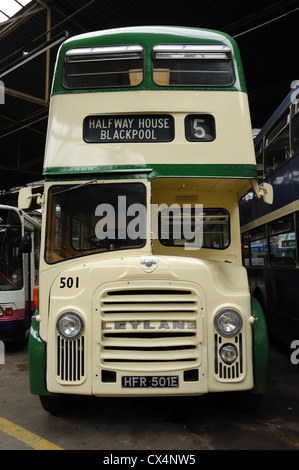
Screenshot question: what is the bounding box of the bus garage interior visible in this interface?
[1,0,299,449]
[0,0,298,194]
[0,0,298,331]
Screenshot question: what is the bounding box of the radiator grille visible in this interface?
[56,334,85,383]
[214,333,244,381]
[99,288,201,370]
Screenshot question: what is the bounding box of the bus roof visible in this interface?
[52,26,246,95]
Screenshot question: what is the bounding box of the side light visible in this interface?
[220,344,238,365]
[33,286,39,311]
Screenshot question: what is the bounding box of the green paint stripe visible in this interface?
[44,164,257,180]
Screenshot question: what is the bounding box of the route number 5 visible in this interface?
[185,114,215,142]
[193,118,206,139]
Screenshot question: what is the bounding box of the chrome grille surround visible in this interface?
[56,334,86,383]
[98,284,202,372]
[214,332,245,382]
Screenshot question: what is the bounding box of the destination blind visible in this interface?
[83,114,174,143]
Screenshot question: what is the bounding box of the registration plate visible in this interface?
[122,375,179,388]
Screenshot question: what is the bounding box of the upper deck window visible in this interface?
[152,44,234,87]
[62,45,144,89]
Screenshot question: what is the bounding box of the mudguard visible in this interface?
[29,318,52,396]
[251,297,269,394]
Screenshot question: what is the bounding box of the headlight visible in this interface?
[57,312,83,339]
[214,308,242,337]
[220,344,238,364]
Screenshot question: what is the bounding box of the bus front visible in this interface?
[29,27,268,413]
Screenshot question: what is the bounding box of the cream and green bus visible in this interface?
[19,26,269,414]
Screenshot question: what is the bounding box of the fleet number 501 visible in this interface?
[60,276,79,288]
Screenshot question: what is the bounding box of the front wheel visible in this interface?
[236,393,262,413]
[39,395,65,415]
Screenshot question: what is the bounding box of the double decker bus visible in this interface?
[240,82,299,347]
[19,26,269,413]
[0,204,40,342]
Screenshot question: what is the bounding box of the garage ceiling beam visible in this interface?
[221,0,298,35]
[0,32,67,79]
[36,0,90,34]
[5,87,47,106]
[0,113,48,139]
[0,6,44,28]
[0,113,46,137]
[0,3,45,40]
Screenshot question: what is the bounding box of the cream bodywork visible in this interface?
[42,252,253,396]
[44,90,255,170]
[38,180,254,396]
[39,87,256,397]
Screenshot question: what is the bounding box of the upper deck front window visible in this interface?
[152,44,235,87]
[62,45,144,89]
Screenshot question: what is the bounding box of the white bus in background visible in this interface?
[0,204,41,343]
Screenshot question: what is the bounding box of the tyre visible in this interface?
[39,395,65,415]
[236,393,262,413]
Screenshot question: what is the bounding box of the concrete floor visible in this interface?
[1,340,299,451]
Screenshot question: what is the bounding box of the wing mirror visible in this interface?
[251,181,273,205]
[18,187,44,209]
